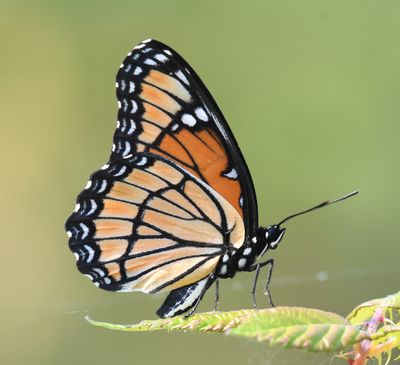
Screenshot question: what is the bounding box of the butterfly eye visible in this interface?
[268,227,286,249]
[256,225,285,257]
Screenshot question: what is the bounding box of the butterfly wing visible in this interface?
[65,153,244,294]
[112,39,258,239]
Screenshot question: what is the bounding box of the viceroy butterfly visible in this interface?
[65,39,357,318]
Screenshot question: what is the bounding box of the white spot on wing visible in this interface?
[131,100,138,113]
[123,99,128,112]
[129,81,135,93]
[144,58,157,66]
[222,254,229,263]
[127,120,136,135]
[164,49,172,56]
[134,66,142,75]
[123,141,131,155]
[86,199,97,215]
[195,107,208,121]
[223,168,238,179]
[120,119,127,132]
[101,164,109,170]
[85,180,92,190]
[74,203,80,213]
[181,113,196,126]
[116,141,122,153]
[80,223,89,240]
[113,165,127,177]
[66,230,72,238]
[219,264,228,276]
[93,268,104,276]
[175,70,189,85]
[136,157,148,166]
[84,244,95,263]
[154,53,168,62]
[97,180,107,193]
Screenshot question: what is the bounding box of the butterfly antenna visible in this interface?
[278,190,359,226]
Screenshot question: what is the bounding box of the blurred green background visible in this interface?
[2,1,400,364]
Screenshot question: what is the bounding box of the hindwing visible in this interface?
[65,153,245,294]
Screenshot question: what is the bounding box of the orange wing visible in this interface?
[112,39,258,237]
[65,153,244,293]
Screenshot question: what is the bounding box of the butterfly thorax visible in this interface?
[216,224,286,278]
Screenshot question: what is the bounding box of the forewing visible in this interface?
[65,153,244,294]
[112,39,258,238]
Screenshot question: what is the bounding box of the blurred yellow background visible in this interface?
[2,1,400,364]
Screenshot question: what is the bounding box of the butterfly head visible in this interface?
[265,225,286,249]
[255,225,286,257]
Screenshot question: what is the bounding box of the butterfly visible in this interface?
[65,39,357,318]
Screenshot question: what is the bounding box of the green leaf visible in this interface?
[86,306,367,352]
[86,291,400,362]
[86,310,250,333]
[227,307,365,352]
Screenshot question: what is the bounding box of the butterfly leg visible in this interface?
[249,258,275,308]
[251,264,261,308]
[263,259,275,307]
[214,278,220,311]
